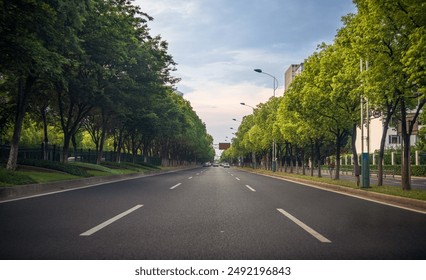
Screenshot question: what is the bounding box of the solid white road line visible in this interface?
[80,204,143,236]
[170,183,182,190]
[276,208,331,243]
[245,185,256,192]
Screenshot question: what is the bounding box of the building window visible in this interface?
[388,135,400,144]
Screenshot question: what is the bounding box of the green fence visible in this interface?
[0,144,161,166]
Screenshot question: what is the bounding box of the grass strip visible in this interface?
[246,168,426,201]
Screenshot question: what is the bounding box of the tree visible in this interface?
[0,0,87,170]
[354,0,426,190]
[278,67,331,177]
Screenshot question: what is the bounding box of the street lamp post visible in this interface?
[254,69,278,172]
[240,102,255,110]
[360,59,370,188]
[254,69,278,97]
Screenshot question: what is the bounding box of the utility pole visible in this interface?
[360,59,370,188]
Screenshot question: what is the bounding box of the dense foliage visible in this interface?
[222,0,426,190]
[0,0,214,169]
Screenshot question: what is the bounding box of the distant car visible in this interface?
[222,163,230,168]
[203,162,211,167]
[213,162,219,167]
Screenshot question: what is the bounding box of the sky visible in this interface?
[134,0,357,157]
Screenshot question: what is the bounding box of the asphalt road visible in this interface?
[1,166,426,260]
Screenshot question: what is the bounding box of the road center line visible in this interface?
[188,177,193,180]
[277,208,331,243]
[245,185,256,192]
[170,183,182,190]
[236,177,241,181]
[80,205,143,236]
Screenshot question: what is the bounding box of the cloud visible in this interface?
[139,0,201,19]
[134,0,357,152]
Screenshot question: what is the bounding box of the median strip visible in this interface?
[80,204,143,236]
[276,208,331,243]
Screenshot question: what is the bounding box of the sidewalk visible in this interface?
[319,169,426,190]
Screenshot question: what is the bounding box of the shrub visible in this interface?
[0,168,38,186]
[341,164,426,177]
[18,159,91,177]
[101,161,160,171]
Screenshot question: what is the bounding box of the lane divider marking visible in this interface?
[276,208,331,243]
[236,177,241,181]
[170,183,182,190]
[80,204,143,236]
[245,185,256,192]
[188,177,193,180]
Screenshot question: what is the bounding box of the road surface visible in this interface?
[1,166,425,259]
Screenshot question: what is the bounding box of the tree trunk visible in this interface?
[96,127,106,165]
[351,122,360,184]
[315,140,322,178]
[378,114,392,186]
[96,111,108,165]
[115,127,124,163]
[335,135,341,180]
[41,106,49,160]
[71,133,78,160]
[400,99,411,190]
[61,133,71,163]
[301,147,306,175]
[7,75,36,170]
[310,140,314,177]
[252,151,256,169]
[401,133,411,190]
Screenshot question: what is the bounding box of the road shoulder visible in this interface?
[240,169,426,214]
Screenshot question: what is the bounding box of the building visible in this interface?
[356,113,422,155]
[284,63,304,92]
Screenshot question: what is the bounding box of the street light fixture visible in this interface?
[254,68,278,172]
[254,69,278,97]
[240,102,256,110]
